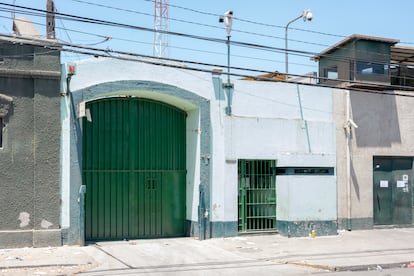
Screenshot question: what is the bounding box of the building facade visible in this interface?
[314,34,414,230]
[3,29,413,248]
[60,57,337,245]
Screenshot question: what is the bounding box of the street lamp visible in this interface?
[285,9,312,76]
[219,10,233,84]
[219,10,234,115]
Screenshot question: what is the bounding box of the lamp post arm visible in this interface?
[285,14,303,75]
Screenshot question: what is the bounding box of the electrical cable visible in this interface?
[2,3,414,84]
[0,3,407,68]
[0,13,315,70]
[0,3,322,64]
[70,0,330,47]
[2,11,412,85]
[139,0,414,48]
[2,33,414,96]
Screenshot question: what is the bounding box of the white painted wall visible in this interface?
[277,176,337,221]
[70,57,214,101]
[64,58,337,229]
[186,109,200,222]
[60,93,71,228]
[217,79,336,224]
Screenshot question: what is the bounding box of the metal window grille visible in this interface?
[238,160,277,232]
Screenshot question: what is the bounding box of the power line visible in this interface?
[0,3,389,64]
[0,13,316,70]
[137,0,362,42]
[0,3,313,56]
[2,33,413,95]
[2,2,413,84]
[70,0,330,47]
[60,49,414,97]
[65,1,413,73]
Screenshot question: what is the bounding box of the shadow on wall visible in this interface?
[350,159,360,201]
[351,91,401,147]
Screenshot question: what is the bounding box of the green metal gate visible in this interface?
[373,157,413,225]
[82,98,186,240]
[238,160,277,232]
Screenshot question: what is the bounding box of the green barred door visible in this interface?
[83,98,186,240]
[238,160,277,232]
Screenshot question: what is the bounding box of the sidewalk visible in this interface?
[1,228,414,275]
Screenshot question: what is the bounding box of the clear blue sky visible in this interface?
[0,0,411,76]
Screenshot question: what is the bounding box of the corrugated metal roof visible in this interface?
[312,34,399,61]
[391,45,414,66]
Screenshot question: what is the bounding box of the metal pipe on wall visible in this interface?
[345,90,352,230]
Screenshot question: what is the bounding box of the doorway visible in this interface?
[373,157,413,225]
[82,98,186,240]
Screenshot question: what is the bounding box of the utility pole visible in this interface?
[153,0,169,57]
[219,11,234,115]
[46,0,55,39]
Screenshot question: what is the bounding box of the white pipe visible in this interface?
[345,90,352,230]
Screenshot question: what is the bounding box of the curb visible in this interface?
[287,261,335,272]
[334,261,410,272]
[288,261,412,272]
[0,263,82,270]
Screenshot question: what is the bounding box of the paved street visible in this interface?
[2,228,414,275]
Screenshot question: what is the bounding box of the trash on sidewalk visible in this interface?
[6,256,24,261]
[367,265,382,271]
[407,262,414,268]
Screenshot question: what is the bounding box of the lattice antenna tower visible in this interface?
[153,0,169,58]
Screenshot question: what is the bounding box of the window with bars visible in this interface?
[238,160,277,232]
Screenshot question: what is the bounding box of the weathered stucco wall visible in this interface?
[0,41,61,248]
[335,90,414,230]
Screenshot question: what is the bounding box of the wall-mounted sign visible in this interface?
[397,180,405,188]
[380,180,389,188]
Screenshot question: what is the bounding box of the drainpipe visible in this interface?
[79,185,86,246]
[199,183,206,240]
[345,90,352,230]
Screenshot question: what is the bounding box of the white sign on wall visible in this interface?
[380,180,388,188]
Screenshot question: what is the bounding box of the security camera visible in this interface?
[224,10,233,17]
[219,10,234,36]
[302,9,312,21]
[219,11,233,22]
[348,119,358,129]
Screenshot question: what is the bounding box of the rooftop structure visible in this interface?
[313,34,414,89]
